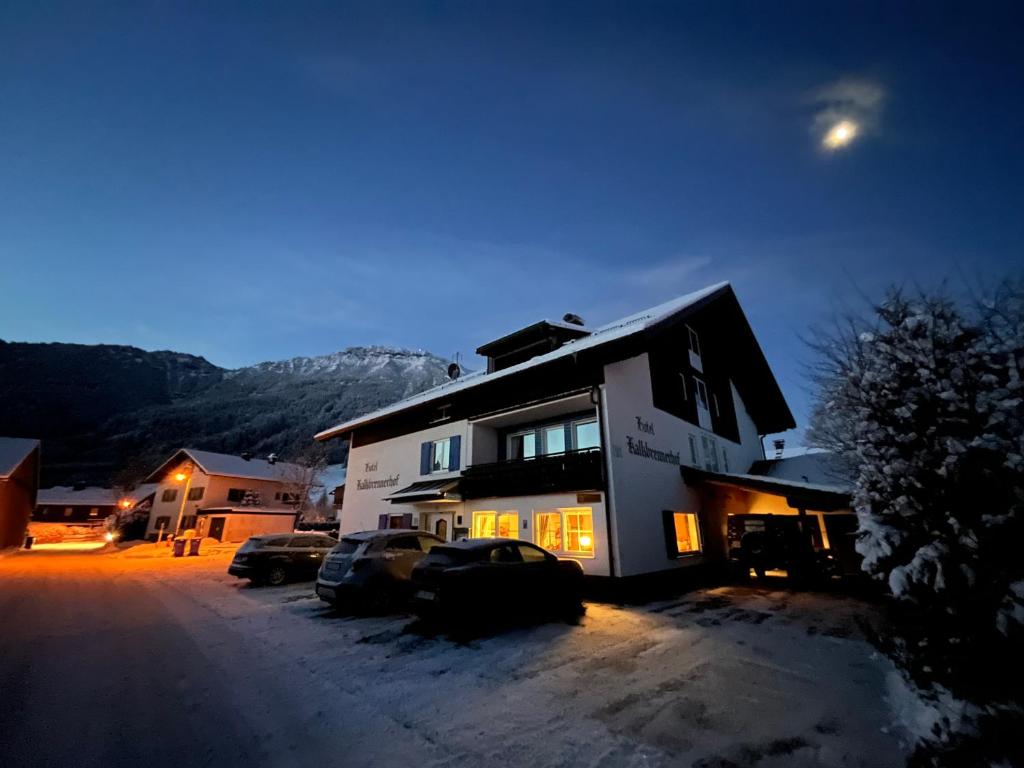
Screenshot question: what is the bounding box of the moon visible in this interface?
[823,120,859,150]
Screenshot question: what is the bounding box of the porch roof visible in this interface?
[384,478,462,504]
[680,466,851,512]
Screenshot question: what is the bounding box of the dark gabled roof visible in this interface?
[0,437,39,479]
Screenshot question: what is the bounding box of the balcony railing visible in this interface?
[460,448,604,500]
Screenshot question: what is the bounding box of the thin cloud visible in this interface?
[809,78,885,146]
[624,256,712,288]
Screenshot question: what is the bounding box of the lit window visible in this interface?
[472,511,496,538]
[497,512,519,538]
[563,507,595,556]
[535,512,562,550]
[574,420,600,451]
[669,512,701,556]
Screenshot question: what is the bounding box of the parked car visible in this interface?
[228,533,338,586]
[727,514,838,582]
[315,529,443,612]
[410,538,585,629]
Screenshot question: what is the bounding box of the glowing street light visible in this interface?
[823,120,858,150]
[174,471,188,482]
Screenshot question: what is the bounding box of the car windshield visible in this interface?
[331,538,363,555]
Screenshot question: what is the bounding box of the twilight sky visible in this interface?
[1,2,1022,446]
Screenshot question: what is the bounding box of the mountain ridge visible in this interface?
[0,339,451,486]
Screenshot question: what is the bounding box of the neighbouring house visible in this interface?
[195,506,299,543]
[142,448,305,540]
[314,281,831,581]
[0,437,41,548]
[34,484,158,524]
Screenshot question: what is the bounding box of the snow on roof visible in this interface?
[316,282,730,439]
[749,452,854,491]
[145,448,303,484]
[708,470,851,497]
[0,437,39,479]
[37,486,120,506]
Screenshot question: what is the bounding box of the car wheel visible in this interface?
[266,565,287,586]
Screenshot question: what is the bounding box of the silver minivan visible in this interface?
[315,529,444,612]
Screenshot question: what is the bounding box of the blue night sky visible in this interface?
[1,2,1022,446]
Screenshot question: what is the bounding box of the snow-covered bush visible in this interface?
[808,282,1024,766]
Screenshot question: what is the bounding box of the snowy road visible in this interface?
[0,549,906,768]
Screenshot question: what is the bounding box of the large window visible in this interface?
[431,438,451,473]
[665,511,702,557]
[471,511,518,539]
[508,416,600,459]
[535,507,594,557]
[535,512,562,550]
[187,486,205,501]
[227,488,247,503]
[574,419,600,451]
[693,376,712,430]
[161,488,178,503]
[422,435,461,474]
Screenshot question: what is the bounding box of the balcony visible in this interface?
[460,448,604,501]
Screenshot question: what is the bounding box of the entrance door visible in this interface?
[208,517,226,541]
[434,519,448,540]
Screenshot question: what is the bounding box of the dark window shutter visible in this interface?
[449,435,461,470]
[420,442,432,474]
[662,510,680,559]
[377,514,388,530]
[401,513,413,529]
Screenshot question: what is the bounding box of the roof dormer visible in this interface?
[476,316,591,373]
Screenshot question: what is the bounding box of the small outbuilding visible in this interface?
[196,506,299,543]
[0,437,41,548]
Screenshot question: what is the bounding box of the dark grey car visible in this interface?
[315,529,444,612]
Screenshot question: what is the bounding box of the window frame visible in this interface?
[430,438,451,474]
[664,511,702,558]
[226,488,247,503]
[572,418,600,451]
[187,486,205,501]
[161,488,178,503]
[686,325,701,357]
[534,507,595,558]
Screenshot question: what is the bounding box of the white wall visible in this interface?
[602,353,766,577]
[343,420,469,534]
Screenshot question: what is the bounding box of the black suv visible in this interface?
[410,538,585,629]
[728,514,838,582]
[228,533,338,586]
[315,529,444,612]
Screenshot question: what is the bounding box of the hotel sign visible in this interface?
[625,416,680,465]
[356,460,401,491]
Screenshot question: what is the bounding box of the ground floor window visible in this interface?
[664,511,702,557]
[471,511,518,539]
[534,507,595,557]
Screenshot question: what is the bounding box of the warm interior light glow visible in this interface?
[823,120,858,149]
[579,534,592,549]
[119,499,132,509]
[104,531,115,542]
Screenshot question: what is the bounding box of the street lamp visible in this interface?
[171,462,195,538]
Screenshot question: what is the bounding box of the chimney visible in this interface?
[773,439,785,460]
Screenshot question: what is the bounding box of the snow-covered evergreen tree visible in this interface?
[808,283,1023,767]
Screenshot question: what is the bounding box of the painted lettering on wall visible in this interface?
[635,416,655,435]
[625,436,680,465]
[364,461,378,473]
[356,475,401,491]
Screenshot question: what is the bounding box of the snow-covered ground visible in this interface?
[0,550,907,767]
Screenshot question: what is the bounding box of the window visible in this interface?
[688,435,700,466]
[490,545,521,563]
[544,425,566,455]
[574,419,600,451]
[564,508,594,555]
[153,516,170,531]
[687,325,701,357]
[535,512,562,551]
[418,535,441,552]
[187,486,205,501]
[679,373,688,401]
[665,511,702,557]
[422,435,460,474]
[64,507,73,517]
[388,536,421,551]
[517,543,549,562]
[702,435,720,472]
[508,431,537,460]
[89,507,99,517]
[472,511,496,538]
[162,489,178,503]
[288,537,320,548]
[431,438,450,473]
[281,492,300,504]
[471,511,518,539]
[227,488,247,503]
[180,515,197,531]
[693,377,712,430]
